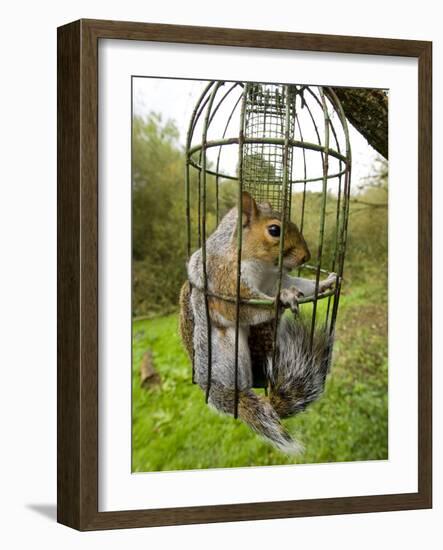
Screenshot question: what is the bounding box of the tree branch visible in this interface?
[327,88,388,159]
[350,198,387,208]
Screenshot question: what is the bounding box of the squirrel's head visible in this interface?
[238,192,311,269]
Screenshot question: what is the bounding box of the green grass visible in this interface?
[132,283,388,472]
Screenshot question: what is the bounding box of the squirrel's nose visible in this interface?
[301,249,311,264]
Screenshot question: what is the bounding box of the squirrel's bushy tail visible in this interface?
[207,383,303,455]
[205,317,332,454]
[268,316,333,419]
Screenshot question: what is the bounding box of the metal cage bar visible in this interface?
[233,87,248,417]
[309,87,331,348]
[326,87,353,336]
[201,81,225,403]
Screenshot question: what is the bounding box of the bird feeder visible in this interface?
[185,81,352,415]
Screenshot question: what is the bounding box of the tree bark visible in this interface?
[327,88,388,159]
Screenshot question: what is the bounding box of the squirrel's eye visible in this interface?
[267,224,281,238]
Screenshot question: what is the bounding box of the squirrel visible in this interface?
[179,191,338,454]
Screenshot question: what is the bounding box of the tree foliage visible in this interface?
[132,113,187,315]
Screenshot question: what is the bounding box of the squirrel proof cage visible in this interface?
[184,81,352,413]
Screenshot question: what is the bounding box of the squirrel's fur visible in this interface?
[179,192,337,454]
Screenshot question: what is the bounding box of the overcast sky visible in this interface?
[133,77,381,193]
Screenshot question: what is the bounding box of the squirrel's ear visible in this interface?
[261,201,273,211]
[241,191,258,227]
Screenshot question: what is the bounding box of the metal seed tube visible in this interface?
[271,85,292,371]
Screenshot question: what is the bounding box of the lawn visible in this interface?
[132,282,388,472]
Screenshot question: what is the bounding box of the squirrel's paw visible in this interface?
[318,272,340,293]
[280,286,304,314]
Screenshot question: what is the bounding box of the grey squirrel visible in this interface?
[179,192,337,454]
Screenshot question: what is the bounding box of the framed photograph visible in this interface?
[57,19,432,530]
